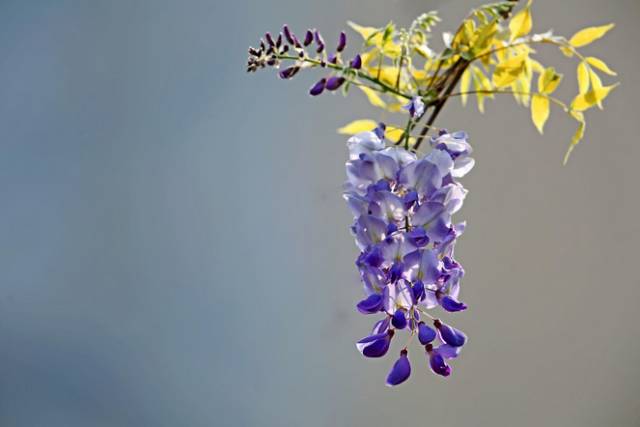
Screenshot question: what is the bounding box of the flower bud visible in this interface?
[264,32,275,47]
[418,321,436,344]
[291,34,302,48]
[314,30,325,53]
[391,309,407,329]
[278,66,300,80]
[349,54,362,70]
[386,350,411,386]
[309,78,326,96]
[337,31,347,52]
[303,30,313,46]
[325,76,345,91]
[283,25,294,44]
[412,281,426,303]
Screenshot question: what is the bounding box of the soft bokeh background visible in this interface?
[1,0,639,425]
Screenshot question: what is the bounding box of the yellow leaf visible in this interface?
[471,67,492,113]
[386,125,404,143]
[377,67,401,87]
[347,21,379,42]
[337,119,378,135]
[473,21,498,54]
[577,62,590,94]
[453,19,476,48]
[385,103,404,113]
[538,67,562,94]
[360,50,378,67]
[531,94,550,134]
[357,86,387,108]
[569,23,615,48]
[563,112,586,165]
[588,69,604,108]
[585,56,617,76]
[412,69,428,81]
[381,42,402,59]
[571,83,618,111]
[493,54,526,88]
[511,76,531,106]
[588,68,603,90]
[347,21,401,57]
[529,58,545,74]
[460,68,472,106]
[509,0,533,41]
[560,46,574,57]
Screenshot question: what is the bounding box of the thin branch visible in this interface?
[443,88,569,110]
[277,54,413,99]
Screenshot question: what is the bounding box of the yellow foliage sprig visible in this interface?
[340,1,616,163]
[258,0,617,163]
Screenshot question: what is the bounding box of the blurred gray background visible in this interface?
[1,0,639,426]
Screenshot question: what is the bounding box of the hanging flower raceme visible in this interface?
[245,1,618,388]
[344,123,474,386]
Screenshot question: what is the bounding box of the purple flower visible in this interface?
[356,330,394,358]
[404,96,425,118]
[434,319,467,347]
[439,294,467,312]
[346,127,474,384]
[418,322,437,344]
[357,293,384,314]
[386,350,411,386]
[427,346,451,377]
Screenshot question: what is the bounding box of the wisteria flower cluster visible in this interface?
[344,117,473,385]
[245,0,617,386]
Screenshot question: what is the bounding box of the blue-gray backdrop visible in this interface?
[1,1,639,426]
